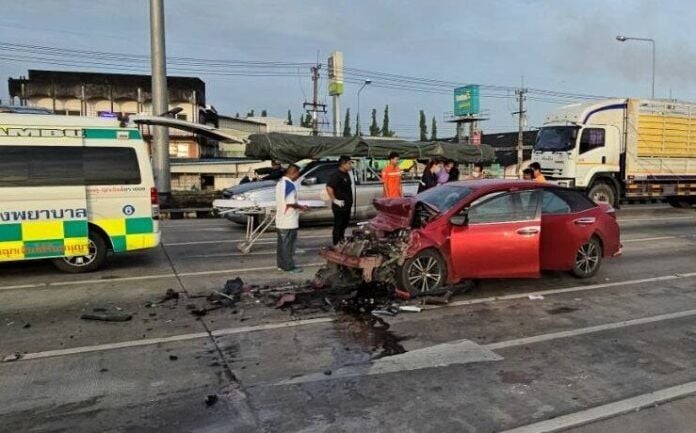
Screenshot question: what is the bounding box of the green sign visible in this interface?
[454,85,480,116]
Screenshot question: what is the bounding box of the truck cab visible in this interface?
[532,99,626,205]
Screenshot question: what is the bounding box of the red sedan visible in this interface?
[320,180,621,295]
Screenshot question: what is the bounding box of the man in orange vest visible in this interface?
[529,162,547,183]
[381,152,403,198]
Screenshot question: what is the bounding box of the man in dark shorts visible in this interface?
[326,155,354,245]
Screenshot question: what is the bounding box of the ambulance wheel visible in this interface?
[53,231,108,273]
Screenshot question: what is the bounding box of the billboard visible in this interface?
[328,51,344,96]
[454,85,479,116]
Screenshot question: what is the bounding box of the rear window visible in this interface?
[0,145,141,187]
[547,188,596,213]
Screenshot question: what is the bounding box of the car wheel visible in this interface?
[53,230,108,273]
[571,237,602,278]
[397,249,447,296]
[588,181,616,207]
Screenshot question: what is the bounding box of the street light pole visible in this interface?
[356,79,371,136]
[150,0,170,201]
[616,35,656,99]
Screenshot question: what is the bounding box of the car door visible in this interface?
[450,189,541,279]
[298,163,338,222]
[540,188,600,270]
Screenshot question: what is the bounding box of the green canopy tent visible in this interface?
[245,133,495,164]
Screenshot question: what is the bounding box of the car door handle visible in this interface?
[573,217,596,225]
[516,227,540,236]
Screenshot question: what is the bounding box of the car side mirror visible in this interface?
[301,177,318,186]
[450,214,468,226]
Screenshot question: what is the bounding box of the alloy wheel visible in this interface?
[575,242,600,275]
[407,255,443,293]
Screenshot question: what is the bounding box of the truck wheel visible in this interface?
[53,230,108,273]
[588,181,616,206]
[571,237,603,279]
[667,197,694,209]
[397,249,447,296]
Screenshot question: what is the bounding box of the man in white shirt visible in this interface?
[275,164,307,273]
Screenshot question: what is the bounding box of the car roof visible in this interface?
[447,179,557,193]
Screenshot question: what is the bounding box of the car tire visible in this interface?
[397,249,447,296]
[53,230,108,273]
[588,181,616,207]
[571,237,603,279]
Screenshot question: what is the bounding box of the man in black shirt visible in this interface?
[326,155,354,245]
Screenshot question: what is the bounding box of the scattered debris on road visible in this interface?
[528,294,545,301]
[3,352,22,362]
[169,355,179,361]
[204,394,219,407]
[80,308,133,322]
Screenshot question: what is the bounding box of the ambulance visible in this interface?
[0,113,161,272]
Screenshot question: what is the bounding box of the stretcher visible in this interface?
[213,199,325,253]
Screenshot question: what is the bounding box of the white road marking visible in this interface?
[163,233,329,247]
[499,381,696,433]
[5,317,334,362]
[273,339,502,386]
[187,248,320,258]
[0,262,325,292]
[622,236,678,242]
[485,308,696,350]
[434,271,696,310]
[4,271,696,362]
[617,216,694,222]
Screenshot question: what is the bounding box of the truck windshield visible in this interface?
[535,126,579,152]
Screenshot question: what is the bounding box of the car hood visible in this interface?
[370,197,414,231]
[224,180,277,196]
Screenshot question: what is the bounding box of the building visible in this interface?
[216,115,313,157]
[7,69,215,158]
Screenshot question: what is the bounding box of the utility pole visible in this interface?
[303,64,327,136]
[149,0,170,201]
[514,87,527,178]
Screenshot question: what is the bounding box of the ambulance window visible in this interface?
[84,147,141,185]
[0,146,83,186]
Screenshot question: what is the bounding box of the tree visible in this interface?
[431,116,438,141]
[355,113,361,136]
[235,112,240,118]
[246,109,255,117]
[343,108,352,137]
[419,110,428,141]
[302,113,313,128]
[369,108,380,136]
[261,109,267,117]
[286,110,293,125]
[381,105,395,137]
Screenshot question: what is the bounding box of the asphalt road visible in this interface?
[0,204,695,433]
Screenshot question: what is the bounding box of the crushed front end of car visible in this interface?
[316,224,414,288]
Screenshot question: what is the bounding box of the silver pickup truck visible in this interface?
[221,158,420,224]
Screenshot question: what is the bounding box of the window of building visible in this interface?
[579,128,605,154]
[176,113,188,121]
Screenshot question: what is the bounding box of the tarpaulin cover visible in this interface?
[245,133,496,163]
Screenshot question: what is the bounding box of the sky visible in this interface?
[0,0,692,139]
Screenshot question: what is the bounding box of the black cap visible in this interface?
[338,155,352,165]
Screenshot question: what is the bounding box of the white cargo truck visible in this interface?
[532,98,696,207]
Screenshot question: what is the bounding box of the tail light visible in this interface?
[151,187,160,219]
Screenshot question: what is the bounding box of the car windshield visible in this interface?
[418,185,473,213]
[534,126,579,152]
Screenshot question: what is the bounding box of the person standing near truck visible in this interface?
[326,155,354,245]
[529,162,547,183]
[275,164,308,273]
[381,151,403,198]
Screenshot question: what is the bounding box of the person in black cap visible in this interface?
[326,155,354,245]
